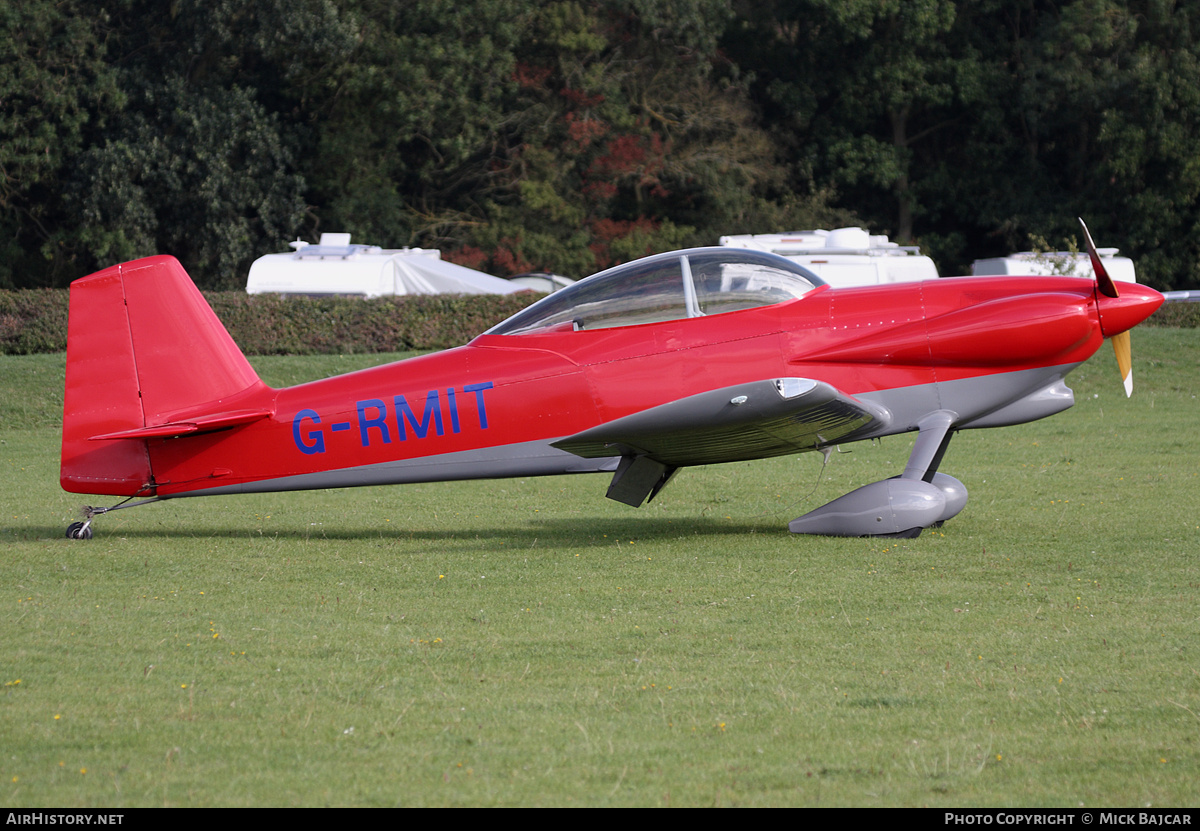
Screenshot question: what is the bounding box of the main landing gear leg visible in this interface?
[65,497,161,540]
[789,410,968,537]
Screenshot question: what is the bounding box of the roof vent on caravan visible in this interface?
[824,227,872,250]
[718,228,939,287]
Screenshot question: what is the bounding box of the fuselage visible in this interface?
[140,275,1156,499]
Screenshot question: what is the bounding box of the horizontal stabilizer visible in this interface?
[89,408,273,441]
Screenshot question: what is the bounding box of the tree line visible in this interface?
[5,0,1200,291]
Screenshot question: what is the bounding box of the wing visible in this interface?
[551,378,891,506]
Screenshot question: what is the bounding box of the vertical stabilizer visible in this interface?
[61,256,266,495]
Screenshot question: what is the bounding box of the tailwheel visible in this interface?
[63,496,161,540]
[66,521,93,540]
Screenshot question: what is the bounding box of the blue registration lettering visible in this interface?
[293,409,325,454]
[356,399,392,446]
[395,390,444,440]
[463,382,494,429]
[446,387,461,434]
[296,381,495,454]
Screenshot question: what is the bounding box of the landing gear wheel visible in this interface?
[65,521,92,540]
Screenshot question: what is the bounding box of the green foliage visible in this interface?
[12,1,1200,290]
[70,80,309,289]
[435,0,809,275]
[0,291,69,354]
[1089,3,1200,289]
[307,0,530,247]
[722,0,1200,287]
[727,0,972,243]
[36,0,356,287]
[0,1,121,288]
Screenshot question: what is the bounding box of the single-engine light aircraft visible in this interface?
[61,220,1162,539]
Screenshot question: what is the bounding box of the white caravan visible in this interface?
[972,249,1138,283]
[246,233,526,297]
[718,227,940,287]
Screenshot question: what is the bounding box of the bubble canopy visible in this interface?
[487,248,826,336]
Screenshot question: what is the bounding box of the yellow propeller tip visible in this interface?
[1112,330,1133,397]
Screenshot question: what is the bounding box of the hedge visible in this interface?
[201,292,543,355]
[1142,299,1200,329]
[0,290,543,355]
[1,287,1196,356]
[0,290,70,355]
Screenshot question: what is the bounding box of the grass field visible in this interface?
[2,330,1198,807]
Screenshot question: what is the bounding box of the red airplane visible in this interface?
[60,220,1162,539]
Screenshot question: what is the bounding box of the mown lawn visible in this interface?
[1,329,1197,806]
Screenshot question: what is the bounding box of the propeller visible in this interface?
[1078,218,1134,397]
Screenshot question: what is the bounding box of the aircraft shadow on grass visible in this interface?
[46,515,781,547]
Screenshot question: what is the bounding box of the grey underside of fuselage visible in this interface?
[170,362,1079,500]
[854,361,1080,438]
[178,439,616,498]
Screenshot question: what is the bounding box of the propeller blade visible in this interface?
[1112,329,1133,397]
[1079,218,1137,394]
[1078,217,1120,298]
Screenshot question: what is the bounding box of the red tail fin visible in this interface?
[60,256,267,495]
